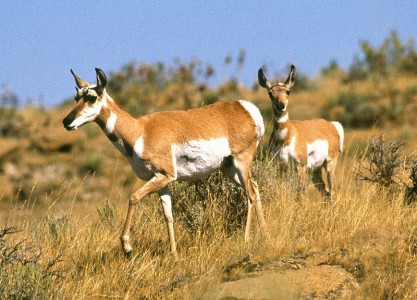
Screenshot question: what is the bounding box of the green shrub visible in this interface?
[97,199,117,228]
[84,152,102,174]
[354,134,406,189]
[322,91,378,128]
[403,84,417,103]
[172,171,246,237]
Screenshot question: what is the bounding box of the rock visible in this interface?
[202,253,360,300]
[202,265,358,299]
[32,127,78,153]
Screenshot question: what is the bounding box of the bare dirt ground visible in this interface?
[201,224,400,299]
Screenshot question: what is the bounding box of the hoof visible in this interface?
[124,250,132,259]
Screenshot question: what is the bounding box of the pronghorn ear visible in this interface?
[258,68,271,89]
[95,68,107,95]
[71,69,89,89]
[285,65,296,88]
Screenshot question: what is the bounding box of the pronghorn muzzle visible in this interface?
[273,102,286,114]
[63,109,77,131]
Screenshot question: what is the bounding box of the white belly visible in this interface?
[272,137,329,170]
[306,140,329,169]
[172,138,231,181]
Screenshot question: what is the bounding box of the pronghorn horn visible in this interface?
[71,69,89,88]
[258,68,272,90]
[95,68,107,95]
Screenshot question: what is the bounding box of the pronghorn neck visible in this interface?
[95,93,140,156]
[272,111,291,143]
[274,111,289,126]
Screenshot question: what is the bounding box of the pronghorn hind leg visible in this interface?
[325,158,338,199]
[248,178,268,239]
[244,174,267,242]
[312,168,327,197]
[121,173,173,256]
[159,186,177,256]
[223,156,267,242]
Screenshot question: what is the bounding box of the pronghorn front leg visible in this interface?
[121,173,173,256]
[297,165,308,193]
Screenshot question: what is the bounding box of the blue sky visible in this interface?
[0,1,415,107]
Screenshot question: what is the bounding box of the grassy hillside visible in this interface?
[2,32,417,298]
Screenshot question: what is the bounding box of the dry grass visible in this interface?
[2,69,417,298]
[2,145,417,299]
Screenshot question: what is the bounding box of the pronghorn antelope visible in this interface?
[258,65,344,197]
[63,68,267,256]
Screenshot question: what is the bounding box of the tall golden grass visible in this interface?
[2,56,417,298]
[2,140,417,299]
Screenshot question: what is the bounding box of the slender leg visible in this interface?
[326,158,338,199]
[225,156,267,242]
[248,178,267,239]
[159,186,177,256]
[297,165,308,193]
[312,168,327,196]
[120,173,173,256]
[245,198,254,242]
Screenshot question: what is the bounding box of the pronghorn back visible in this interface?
[139,100,263,150]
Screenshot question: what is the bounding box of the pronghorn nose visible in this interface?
[63,110,76,130]
[275,102,286,111]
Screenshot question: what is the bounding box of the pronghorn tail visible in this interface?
[238,100,265,145]
[331,121,344,152]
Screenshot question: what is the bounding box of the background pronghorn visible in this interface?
[258,65,344,197]
[63,68,267,256]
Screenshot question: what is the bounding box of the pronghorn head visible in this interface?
[63,68,108,131]
[258,65,296,115]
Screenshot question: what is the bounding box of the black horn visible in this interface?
[71,69,89,88]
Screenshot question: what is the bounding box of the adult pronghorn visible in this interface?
[258,65,344,198]
[63,68,267,256]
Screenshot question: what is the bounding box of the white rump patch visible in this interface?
[331,121,344,152]
[172,138,231,181]
[238,100,265,143]
[306,140,329,169]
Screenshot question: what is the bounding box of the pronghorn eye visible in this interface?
[287,90,291,95]
[84,95,97,103]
